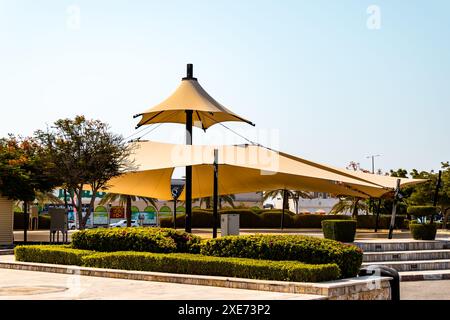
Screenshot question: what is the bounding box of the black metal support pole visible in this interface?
[23,201,28,243]
[281,189,286,230]
[388,179,401,239]
[173,198,177,229]
[185,109,193,233]
[374,198,381,232]
[431,170,442,224]
[212,149,219,238]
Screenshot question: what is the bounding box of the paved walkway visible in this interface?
[0,267,317,300]
[401,280,450,300]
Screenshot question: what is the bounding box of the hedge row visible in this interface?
[355,215,406,229]
[71,228,201,253]
[14,245,341,283]
[13,212,51,230]
[15,245,92,265]
[321,220,357,242]
[160,209,406,229]
[200,234,363,278]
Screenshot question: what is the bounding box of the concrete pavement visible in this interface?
[401,280,450,300]
[0,267,319,300]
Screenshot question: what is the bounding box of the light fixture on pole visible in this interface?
[366,154,381,174]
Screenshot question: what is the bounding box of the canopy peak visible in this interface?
[182,63,197,81]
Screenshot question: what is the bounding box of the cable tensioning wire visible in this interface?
[125,110,178,141]
[200,112,261,147]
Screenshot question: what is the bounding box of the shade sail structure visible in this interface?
[99,140,425,200]
[277,151,427,191]
[134,65,254,130]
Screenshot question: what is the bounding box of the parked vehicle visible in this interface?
[109,220,140,228]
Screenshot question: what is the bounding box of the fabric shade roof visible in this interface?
[135,77,254,130]
[99,141,425,200]
[277,151,426,190]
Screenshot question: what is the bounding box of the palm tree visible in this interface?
[197,194,236,210]
[99,193,158,227]
[34,191,64,206]
[263,189,311,212]
[330,196,368,218]
[263,189,311,229]
[290,191,313,214]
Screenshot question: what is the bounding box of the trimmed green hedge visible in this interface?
[321,220,357,242]
[295,214,351,228]
[83,251,340,282]
[15,245,92,265]
[160,209,406,230]
[199,234,362,278]
[14,245,341,282]
[410,223,438,240]
[356,215,406,229]
[407,206,437,217]
[71,227,201,253]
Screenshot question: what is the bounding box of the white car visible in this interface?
[109,220,140,228]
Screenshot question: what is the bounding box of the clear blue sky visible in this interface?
[1,0,449,174]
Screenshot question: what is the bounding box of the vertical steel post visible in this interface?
[374,198,382,232]
[23,201,28,243]
[185,109,193,233]
[173,198,177,229]
[281,189,286,230]
[213,149,219,238]
[183,64,195,233]
[388,179,401,239]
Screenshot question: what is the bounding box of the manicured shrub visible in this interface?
[15,245,92,265]
[407,206,437,217]
[82,251,340,282]
[200,234,363,278]
[321,220,357,242]
[15,245,342,282]
[71,227,201,253]
[410,223,438,240]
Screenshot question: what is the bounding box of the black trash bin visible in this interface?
[359,265,400,301]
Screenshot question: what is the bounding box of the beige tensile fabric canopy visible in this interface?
[134,66,254,129]
[277,151,427,191]
[101,141,425,201]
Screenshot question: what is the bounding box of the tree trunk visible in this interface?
[81,191,97,229]
[281,190,286,229]
[126,196,132,227]
[352,198,360,219]
[443,207,450,230]
[23,201,28,243]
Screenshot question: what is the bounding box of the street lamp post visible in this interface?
[366,154,381,174]
[366,154,381,214]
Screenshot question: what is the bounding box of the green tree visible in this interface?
[408,163,450,227]
[35,116,134,229]
[330,197,368,218]
[99,193,157,227]
[262,189,311,213]
[0,135,60,240]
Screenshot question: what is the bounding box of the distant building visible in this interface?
[268,192,339,214]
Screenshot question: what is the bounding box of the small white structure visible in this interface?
[221,213,239,236]
[0,196,14,247]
